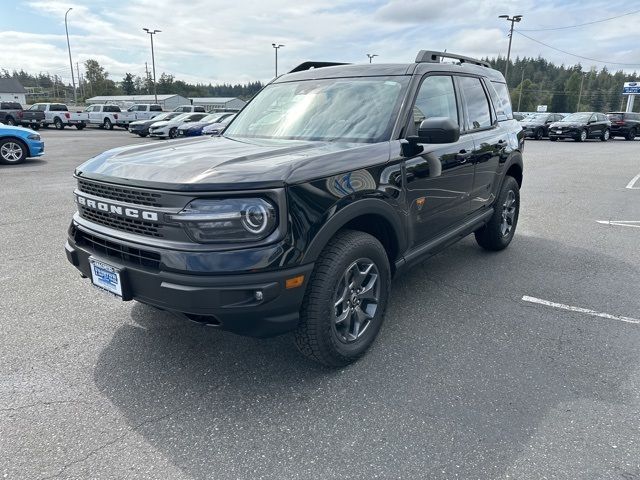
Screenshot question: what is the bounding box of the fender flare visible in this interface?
[301,198,407,263]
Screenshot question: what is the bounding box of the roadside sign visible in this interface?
[623,82,640,95]
[536,105,547,112]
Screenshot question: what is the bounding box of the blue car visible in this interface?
[0,124,44,165]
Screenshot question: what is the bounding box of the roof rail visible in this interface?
[289,61,350,73]
[415,50,491,68]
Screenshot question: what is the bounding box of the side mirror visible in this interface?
[410,117,460,144]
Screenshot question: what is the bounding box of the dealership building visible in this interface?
[85,94,190,110]
[189,97,246,112]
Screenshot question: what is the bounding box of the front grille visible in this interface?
[77,179,162,207]
[75,229,161,269]
[79,206,163,238]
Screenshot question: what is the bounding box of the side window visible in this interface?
[589,114,596,123]
[410,75,458,135]
[489,81,514,120]
[598,113,607,122]
[151,105,162,111]
[93,106,101,112]
[458,76,492,130]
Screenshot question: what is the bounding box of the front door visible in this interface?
[403,74,475,247]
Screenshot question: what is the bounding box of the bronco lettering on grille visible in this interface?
[75,194,159,221]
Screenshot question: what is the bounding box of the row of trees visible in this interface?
[488,56,639,113]
[2,57,638,112]
[1,59,264,103]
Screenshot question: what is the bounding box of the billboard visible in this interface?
[623,82,640,95]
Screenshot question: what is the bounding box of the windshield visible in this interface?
[561,112,592,122]
[202,113,224,122]
[523,113,548,122]
[224,76,409,143]
[169,113,192,122]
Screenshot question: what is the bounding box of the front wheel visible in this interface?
[535,128,544,140]
[576,129,587,142]
[294,230,390,367]
[0,138,27,165]
[168,127,178,139]
[475,176,520,251]
[600,129,610,142]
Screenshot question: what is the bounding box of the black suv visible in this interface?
[519,112,564,139]
[607,111,640,140]
[65,51,524,366]
[548,112,611,142]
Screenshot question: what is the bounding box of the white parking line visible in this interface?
[627,173,640,189]
[522,295,640,325]
[596,220,640,229]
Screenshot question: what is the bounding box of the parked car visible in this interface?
[83,105,122,130]
[128,112,182,137]
[116,104,164,127]
[177,112,235,137]
[0,101,45,129]
[0,124,44,165]
[173,105,206,113]
[149,112,208,138]
[519,112,565,139]
[28,103,86,130]
[65,50,524,366]
[201,114,237,136]
[548,112,611,142]
[607,111,640,140]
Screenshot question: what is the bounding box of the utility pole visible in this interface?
[498,14,523,83]
[65,8,77,105]
[517,68,525,112]
[144,62,150,93]
[76,62,83,100]
[366,54,378,63]
[577,74,585,112]
[143,28,161,103]
[272,43,284,77]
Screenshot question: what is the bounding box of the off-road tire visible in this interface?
[474,176,520,251]
[294,230,390,367]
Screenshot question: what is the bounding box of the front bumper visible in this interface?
[65,225,313,337]
[149,127,169,137]
[128,126,149,135]
[548,128,579,139]
[27,140,45,157]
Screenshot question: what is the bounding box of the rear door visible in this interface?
[457,75,505,213]
[403,74,476,246]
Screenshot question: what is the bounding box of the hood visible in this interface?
[75,136,390,191]
[149,120,170,128]
[180,121,207,130]
[550,121,581,127]
[0,124,37,135]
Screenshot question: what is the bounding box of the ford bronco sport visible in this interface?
[65,51,524,366]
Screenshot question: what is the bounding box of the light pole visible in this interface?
[498,14,522,82]
[65,8,77,105]
[272,43,284,77]
[366,54,378,63]
[143,28,161,104]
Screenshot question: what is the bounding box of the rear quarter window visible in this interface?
[488,81,513,121]
[104,106,121,112]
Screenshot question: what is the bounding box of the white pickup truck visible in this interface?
[173,105,206,113]
[82,104,123,129]
[116,104,164,127]
[28,103,87,130]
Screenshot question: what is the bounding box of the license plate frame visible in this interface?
[89,257,123,297]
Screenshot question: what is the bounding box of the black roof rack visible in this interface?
[289,61,350,73]
[415,50,491,68]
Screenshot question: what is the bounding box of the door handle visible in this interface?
[455,150,472,164]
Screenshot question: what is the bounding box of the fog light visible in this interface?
[255,291,264,301]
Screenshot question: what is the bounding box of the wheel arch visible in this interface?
[0,136,30,157]
[503,152,523,187]
[301,198,407,272]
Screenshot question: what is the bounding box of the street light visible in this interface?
[498,14,523,82]
[143,28,161,104]
[64,8,77,105]
[366,54,378,63]
[272,43,284,77]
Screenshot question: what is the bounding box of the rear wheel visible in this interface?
[475,176,520,251]
[600,129,610,141]
[138,133,148,137]
[31,124,40,130]
[103,118,113,130]
[76,123,85,130]
[53,117,64,130]
[0,138,27,165]
[294,230,390,367]
[626,129,637,141]
[5,117,16,126]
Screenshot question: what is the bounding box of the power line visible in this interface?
[513,30,640,67]
[519,9,640,31]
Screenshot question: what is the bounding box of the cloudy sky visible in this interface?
[1,0,639,85]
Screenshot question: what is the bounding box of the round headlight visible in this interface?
[242,204,269,234]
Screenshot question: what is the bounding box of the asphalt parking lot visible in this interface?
[1,129,639,479]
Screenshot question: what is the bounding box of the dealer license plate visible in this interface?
[89,258,122,297]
